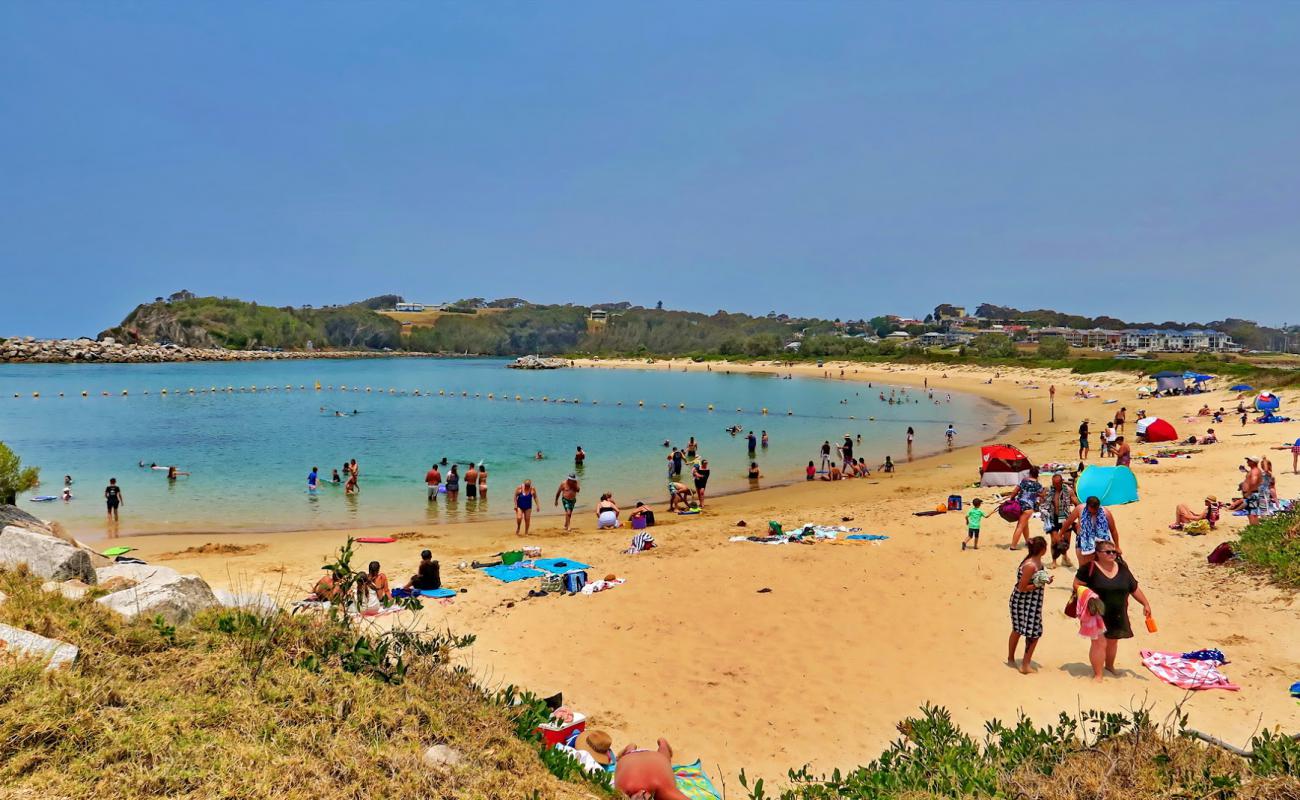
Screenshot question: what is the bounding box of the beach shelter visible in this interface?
[1136,416,1178,442]
[1184,372,1214,385]
[1255,392,1280,412]
[1075,465,1139,506]
[1150,371,1186,392]
[1230,384,1254,392]
[979,444,1032,487]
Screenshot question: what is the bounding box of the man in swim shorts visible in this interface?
[465,463,479,499]
[555,474,580,531]
[614,738,689,799]
[307,466,319,492]
[104,477,123,520]
[425,463,441,501]
[667,481,692,511]
[515,480,539,536]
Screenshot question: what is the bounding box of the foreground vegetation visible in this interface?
[741,705,1300,799]
[1236,510,1300,589]
[0,561,599,799]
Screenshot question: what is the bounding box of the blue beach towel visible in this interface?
[481,564,544,583]
[532,558,591,575]
[845,534,889,541]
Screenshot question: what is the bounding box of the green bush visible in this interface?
[1236,511,1300,588]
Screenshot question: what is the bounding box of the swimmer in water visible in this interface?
[535,450,545,460]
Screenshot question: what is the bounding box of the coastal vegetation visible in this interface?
[0,442,40,505]
[1235,510,1300,589]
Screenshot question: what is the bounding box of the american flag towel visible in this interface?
[1140,650,1240,691]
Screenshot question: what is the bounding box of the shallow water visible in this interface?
[0,358,1009,536]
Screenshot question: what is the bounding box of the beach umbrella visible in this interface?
[1150,371,1185,392]
[1076,466,1139,506]
[1230,384,1254,392]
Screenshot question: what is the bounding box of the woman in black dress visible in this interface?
[1072,544,1153,681]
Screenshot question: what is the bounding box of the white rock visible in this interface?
[422,744,464,768]
[0,526,96,583]
[0,622,78,670]
[95,563,218,624]
[41,580,90,601]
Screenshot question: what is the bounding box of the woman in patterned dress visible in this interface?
[1008,536,1051,674]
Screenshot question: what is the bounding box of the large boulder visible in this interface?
[0,505,55,535]
[0,623,78,670]
[0,526,96,583]
[94,563,218,624]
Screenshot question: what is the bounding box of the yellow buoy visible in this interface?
[32,392,39,398]
[488,393,494,399]
[542,396,549,402]
[761,407,768,415]
[661,403,668,408]
[638,400,644,406]
[315,382,321,390]
[101,391,109,396]
[81,391,88,397]
[515,395,521,401]
[439,389,445,396]
[122,390,128,396]
[786,410,793,416]
[707,404,714,411]
[161,389,168,395]
[58,392,64,397]
[679,403,685,409]
[189,388,195,394]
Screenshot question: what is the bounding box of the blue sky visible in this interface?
[2,1,1299,337]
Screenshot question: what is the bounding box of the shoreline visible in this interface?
[79,359,1300,784]
[58,359,1018,538]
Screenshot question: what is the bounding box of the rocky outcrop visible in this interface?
[0,526,97,583]
[94,563,218,624]
[0,623,78,670]
[0,337,429,364]
[0,505,55,536]
[507,355,569,369]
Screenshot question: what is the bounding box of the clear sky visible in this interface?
[3,2,1299,338]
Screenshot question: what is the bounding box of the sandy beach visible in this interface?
[102,359,1300,785]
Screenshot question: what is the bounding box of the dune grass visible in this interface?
[1236,510,1300,589]
[0,567,601,800]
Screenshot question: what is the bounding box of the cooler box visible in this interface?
[536,712,586,747]
[947,495,963,511]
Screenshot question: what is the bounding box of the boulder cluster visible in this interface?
[0,504,227,670]
[1,337,422,364]
[506,355,569,369]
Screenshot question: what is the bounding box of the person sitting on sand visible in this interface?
[879,456,894,474]
[1171,496,1219,530]
[614,738,689,800]
[667,481,693,511]
[630,501,655,528]
[1198,404,1212,416]
[806,461,816,481]
[361,560,391,604]
[312,571,341,602]
[596,493,621,529]
[403,550,441,592]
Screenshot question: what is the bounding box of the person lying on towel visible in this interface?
[614,738,689,800]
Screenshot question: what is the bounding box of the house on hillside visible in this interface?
[395,302,426,312]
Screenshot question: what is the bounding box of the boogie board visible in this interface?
[355,536,396,544]
[30,496,58,502]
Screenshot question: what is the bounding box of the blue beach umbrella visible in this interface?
[1229,384,1253,392]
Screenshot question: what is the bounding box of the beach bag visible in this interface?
[998,498,1023,523]
[1065,563,1095,618]
[1207,542,1235,565]
[563,571,588,593]
[947,495,963,511]
[631,515,647,530]
[541,574,564,593]
[501,550,524,566]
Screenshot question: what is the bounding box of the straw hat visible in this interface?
[1206,495,1217,503]
[575,730,613,765]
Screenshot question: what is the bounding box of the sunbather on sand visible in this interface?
[614,738,688,799]
[1171,496,1219,530]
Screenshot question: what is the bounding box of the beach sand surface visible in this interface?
[105,360,1300,785]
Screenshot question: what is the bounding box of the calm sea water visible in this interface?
[0,358,1010,537]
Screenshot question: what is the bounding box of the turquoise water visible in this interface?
[0,359,1009,537]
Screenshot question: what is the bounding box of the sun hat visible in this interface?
[1206,495,1217,503]
[568,473,577,480]
[575,730,613,765]
[1244,455,1260,463]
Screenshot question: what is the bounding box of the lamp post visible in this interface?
[1049,384,1056,423]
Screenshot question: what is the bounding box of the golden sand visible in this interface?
[105,359,1300,783]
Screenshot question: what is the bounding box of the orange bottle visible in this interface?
[1145,616,1158,633]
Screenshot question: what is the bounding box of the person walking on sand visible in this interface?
[906,426,914,454]
[1043,474,1077,568]
[1009,466,1045,550]
[1073,544,1152,682]
[820,440,832,472]
[1008,536,1051,674]
[555,473,580,531]
[1065,496,1120,567]
[1078,420,1090,461]
[1114,406,1126,434]
[425,463,441,501]
[692,459,711,507]
[514,479,539,536]
[104,478,123,520]
[963,498,987,550]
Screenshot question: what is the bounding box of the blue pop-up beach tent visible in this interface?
[1075,465,1139,506]
[1255,392,1281,412]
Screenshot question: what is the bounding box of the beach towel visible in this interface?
[626,532,656,554]
[672,760,723,800]
[1140,650,1240,691]
[481,564,544,583]
[532,558,592,575]
[913,510,947,517]
[845,534,889,541]
[580,578,625,595]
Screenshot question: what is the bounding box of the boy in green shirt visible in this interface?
[963,498,987,550]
